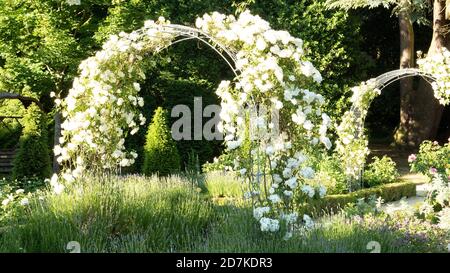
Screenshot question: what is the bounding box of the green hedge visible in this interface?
[299,181,417,216]
[142,107,181,176]
[12,104,51,180]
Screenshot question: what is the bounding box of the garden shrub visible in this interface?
[342,195,382,217]
[0,127,22,149]
[363,156,399,187]
[0,100,25,149]
[311,155,347,194]
[408,140,449,226]
[12,104,51,180]
[409,140,450,178]
[142,107,181,176]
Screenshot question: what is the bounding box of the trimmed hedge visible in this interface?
[299,181,417,216]
[12,103,51,180]
[142,107,181,176]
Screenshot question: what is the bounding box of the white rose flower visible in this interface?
[20,198,29,206]
[268,194,281,204]
[285,177,298,189]
[133,82,141,91]
[301,184,315,198]
[256,37,267,51]
[303,214,314,229]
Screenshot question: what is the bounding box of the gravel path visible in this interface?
[381,183,430,214]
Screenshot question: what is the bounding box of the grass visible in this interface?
[193,206,448,253]
[0,175,216,252]
[0,174,448,253]
[203,171,243,198]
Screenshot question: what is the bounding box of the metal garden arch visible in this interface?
[348,68,437,188]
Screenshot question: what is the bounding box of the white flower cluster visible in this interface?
[438,207,450,230]
[336,79,380,182]
[419,173,450,230]
[66,0,81,6]
[259,217,280,232]
[421,174,450,211]
[418,48,450,106]
[1,188,29,207]
[57,17,174,188]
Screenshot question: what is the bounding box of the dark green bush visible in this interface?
[142,107,181,176]
[12,104,51,180]
[363,156,399,187]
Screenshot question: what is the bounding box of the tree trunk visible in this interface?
[52,111,62,174]
[395,10,415,146]
[409,0,449,145]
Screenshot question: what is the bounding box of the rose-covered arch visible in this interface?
[336,51,450,190]
[53,11,332,235]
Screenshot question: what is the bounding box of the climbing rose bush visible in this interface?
[54,17,174,190]
[335,79,380,187]
[56,11,332,237]
[335,51,450,190]
[195,11,332,236]
[417,48,450,106]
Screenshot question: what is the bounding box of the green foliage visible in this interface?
[0,100,26,149]
[183,150,205,189]
[0,126,21,150]
[12,104,51,180]
[325,0,430,25]
[342,195,382,217]
[0,183,30,224]
[1,1,375,171]
[311,155,348,194]
[95,1,232,171]
[0,0,107,102]
[191,207,447,253]
[410,140,450,178]
[142,107,181,176]
[363,156,399,187]
[325,0,396,10]
[204,172,243,198]
[202,152,237,173]
[0,176,46,193]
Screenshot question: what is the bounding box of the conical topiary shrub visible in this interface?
[12,103,51,179]
[142,107,180,176]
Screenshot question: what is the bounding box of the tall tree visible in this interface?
[0,0,109,172]
[410,0,450,144]
[325,0,431,146]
